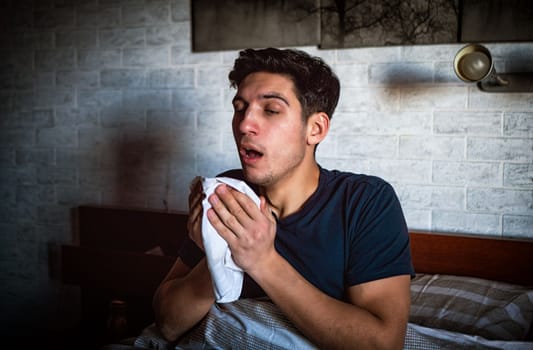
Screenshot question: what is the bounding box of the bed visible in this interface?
[63,205,533,349]
[135,231,533,350]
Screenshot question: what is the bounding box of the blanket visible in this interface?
[134,299,533,349]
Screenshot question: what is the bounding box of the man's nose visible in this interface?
[237,108,259,134]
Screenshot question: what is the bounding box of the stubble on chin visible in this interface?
[242,167,273,187]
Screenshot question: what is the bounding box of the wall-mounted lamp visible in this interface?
[453,44,533,93]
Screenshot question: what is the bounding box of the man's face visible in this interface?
[232,72,309,187]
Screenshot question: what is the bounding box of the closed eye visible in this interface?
[265,109,279,115]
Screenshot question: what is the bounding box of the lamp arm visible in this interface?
[478,73,533,93]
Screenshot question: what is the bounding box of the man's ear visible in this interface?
[307,112,330,146]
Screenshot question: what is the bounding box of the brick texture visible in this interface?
[1,0,532,337]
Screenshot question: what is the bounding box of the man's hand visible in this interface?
[187,176,205,251]
[206,184,277,273]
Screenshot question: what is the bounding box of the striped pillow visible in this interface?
[409,274,533,340]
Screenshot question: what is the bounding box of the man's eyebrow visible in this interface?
[261,93,290,106]
[232,93,290,106]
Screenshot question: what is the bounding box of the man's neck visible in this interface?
[260,162,321,219]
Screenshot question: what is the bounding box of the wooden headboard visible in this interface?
[63,205,533,287]
[410,230,533,286]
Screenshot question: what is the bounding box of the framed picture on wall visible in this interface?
[460,0,533,42]
[319,0,458,48]
[192,0,320,52]
[191,0,531,51]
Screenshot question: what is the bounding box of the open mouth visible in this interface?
[244,148,263,159]
[240,146,263,160]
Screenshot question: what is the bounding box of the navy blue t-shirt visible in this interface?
[179,167,414,301]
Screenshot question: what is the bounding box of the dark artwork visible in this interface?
[319,0,459,48]
[192,0,530,51]
[460,0,533,42]
[192,0,320,52]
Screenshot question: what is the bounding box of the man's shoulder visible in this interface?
[322,167,391,190]
[320,168,400,208]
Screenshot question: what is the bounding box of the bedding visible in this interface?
[410,273,533,341]
[133,293,533,349]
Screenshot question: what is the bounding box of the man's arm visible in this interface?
[152,257,215,342]
[207,184,411,349]
[153,176,214,342]
[250,253,411,349]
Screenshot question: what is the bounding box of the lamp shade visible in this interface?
[453,44,494,82]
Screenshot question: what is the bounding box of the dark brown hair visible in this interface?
[228,48,340,120]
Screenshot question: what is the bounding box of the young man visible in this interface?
[153,48,414,349]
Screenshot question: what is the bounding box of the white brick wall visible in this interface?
[0,0,532,335]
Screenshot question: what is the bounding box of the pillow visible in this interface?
[409,273,533,340]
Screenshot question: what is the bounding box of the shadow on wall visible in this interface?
[99,108,194,211]
[46,105,196,338]
[370,63,438,86]
[114,135,163,208]
[503,47,533,72]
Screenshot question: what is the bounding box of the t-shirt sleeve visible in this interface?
[178,235,205,268]
[345,180,414,286]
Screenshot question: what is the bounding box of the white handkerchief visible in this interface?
[201,177,260,303]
